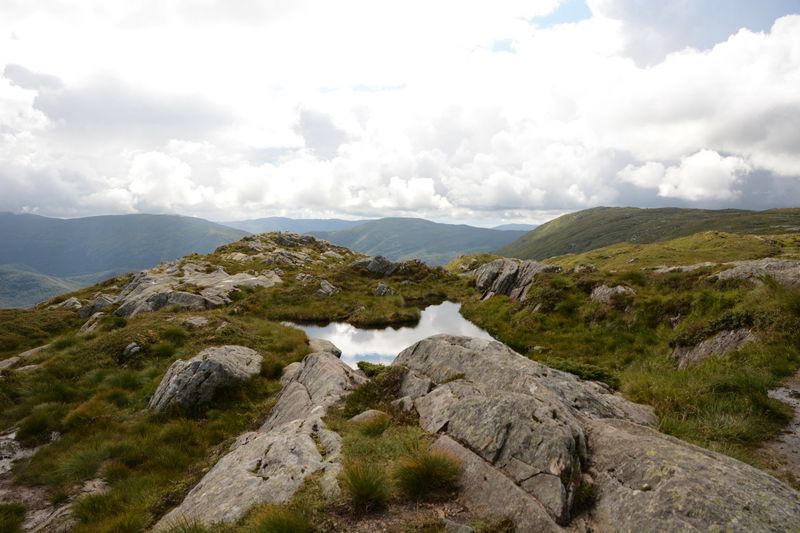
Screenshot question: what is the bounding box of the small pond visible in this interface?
[293,301,493,367]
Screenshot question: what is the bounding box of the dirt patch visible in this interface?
[761,370,800,488]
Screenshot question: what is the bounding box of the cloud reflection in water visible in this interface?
[294,301,493,367]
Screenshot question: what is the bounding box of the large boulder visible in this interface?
[351,256,409,276]
[393,335,800,531]
[715,258,800,287]
[672,328,757,369]
[77,293,116,319]
[155,347,365,529]
[590,284,636,305]
[474,259,560,301]
[149,346,262,413]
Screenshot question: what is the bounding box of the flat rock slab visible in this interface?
[393,334,800,531]
[155,348,365,529]
[474,259,561,301]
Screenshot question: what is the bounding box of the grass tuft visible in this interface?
[245,505,314,533]
[393,448,461,501]
[0,503,26,533]
[340,463,390,512]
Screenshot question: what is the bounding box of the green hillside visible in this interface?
[312,217,527,265]
[497,207,800,260]
[221,216,368,234]
[0,213,247,308]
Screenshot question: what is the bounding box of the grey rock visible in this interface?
[148,346,262,413]
[588,418,800,532]
[15,364,41,373]
[391,395,415,412]
[351,256,409,276]
[399,370,432,399]
[373,282,394,296]
[181,316,209,328]
[122,342,141,359]
[716,258,800,287]
[78,312,105,335]
[474,259,561,301]
[295,272,315,284]
[114,261,281,317]
[308,338,342,357]
[155,351,365,529]
[573,263,597,273]
[49,297,82,310]
[653,262,717,274]
[322,250,344,260]
[18,344,50,359]
[590,284,636,305]
[78,293,116,319]
[0,357,19,370]
[395,335,800,531]
[442,517,475,533]
[672,328,757,369]
[349,409,389,423]
[317,279,340,296]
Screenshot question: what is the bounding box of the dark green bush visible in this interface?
[356,361,388,378]
[343,366,406,418]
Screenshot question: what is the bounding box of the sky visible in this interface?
[1,0,799,226]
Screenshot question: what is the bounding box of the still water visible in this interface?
[294,301,493,367]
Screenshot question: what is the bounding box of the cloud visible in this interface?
[620,150,751,202]
[294,109,349,160]
[3,63,62,90]
[32,76,232,144]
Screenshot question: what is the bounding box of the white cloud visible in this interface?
[0,2,798,223]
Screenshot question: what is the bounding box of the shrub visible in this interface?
[17,403,65,446]
[151,341,177,358]
[356,361,388,378]
[340,463,389,512]
[393,449,461,501]
[246,505,314,533]
[52,335,78,351]
[261,356,286,380]
[0,502,26,533]
[343,366,406,418]
[161,326,188,345]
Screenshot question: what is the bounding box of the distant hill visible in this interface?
[493,223,538,231]
[221,217,368,234]
[496,207,800,260]
[312,217,527,265]
[0,213,247,308]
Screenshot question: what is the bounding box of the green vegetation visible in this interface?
[312,217,526,265]
[0,212,246,308]
[547,231,800,271]
[497,206,800,260]
[461,258,800,470]
[242,505,314,533]
[340,463,391,512]
[393,448,462,501]
[0,502,26,533]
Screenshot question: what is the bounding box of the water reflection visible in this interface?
[294,301,493,367]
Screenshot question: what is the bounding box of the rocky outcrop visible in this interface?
[318,279,340,296]
[590,284,636,305]
[77,293,116,319]
[308,338,342,357]
[672,328,757,369]
[78,312,104,335]
[0,357,18,370]
[149,346,263,413]
[393,335,800,531]
[155,347,366,529]
[49,297,82,311]
[473,259,561,301]
[350,256,409,276]
[716,258,800,287]
[373,282,394,296]
[114,261,281,317]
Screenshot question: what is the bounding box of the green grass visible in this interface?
[393,447,462,501]
[340,463,390,512]
[461,263,800,470]
[498,206,800,260]
[0,502,26,533]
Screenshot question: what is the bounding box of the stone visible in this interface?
[78,293,116,319]
[390,396,415,412]
[295,272,315,284]
[373,282,394,296]
[349,409,389,423]
[715,258,800,287]
[18,344,50,359]
[181,316,209,328]
[351,256,409,276]
[573,263,597,273]
[590,284,636,305]
[322,250,344,260]
[78,312,105,335]
[148,346,262,413]
[317,279,340,296]
[308,338,342,357]
[653,262,717,274]
[0,357,19,370]
[442,517,475,533]
[672,328,757,369]
[113,261,281,317]
[155,350,365,529]
[122,342,141,360]
[394,335,800,532]
[474,259,561,301]
[49,297,82,310]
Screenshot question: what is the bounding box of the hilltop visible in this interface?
[312,217,526,265]
[497,206,800,260]
[1,230,799,531]
[0,213,247,308]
